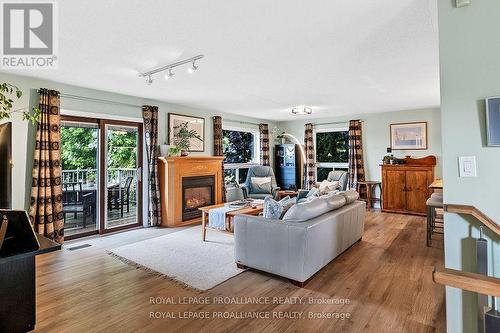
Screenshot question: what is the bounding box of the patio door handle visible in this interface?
[137,167,142,182]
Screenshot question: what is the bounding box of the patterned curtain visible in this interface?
[142,105,161,226]
[304,123,316,190]
[29,89,64,243]
[213,116,226,202]
[348,120,366,192]
[259,123,270,166]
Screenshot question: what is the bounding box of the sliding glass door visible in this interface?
[61,117,101,238]
[103,121,142,231]
[60,116,142,239]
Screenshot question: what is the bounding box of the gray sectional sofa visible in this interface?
[233,191,366,286]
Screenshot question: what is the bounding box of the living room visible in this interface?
[0,1,499,333]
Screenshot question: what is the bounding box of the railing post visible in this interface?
[478,226,488,333]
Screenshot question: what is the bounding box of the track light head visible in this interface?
[146,75,153,85]
[187,60,199,74]
[164,68,175,80]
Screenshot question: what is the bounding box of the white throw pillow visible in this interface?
[250,177,272,194]
[318,180,340,195]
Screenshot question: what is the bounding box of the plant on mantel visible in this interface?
[169,122,203,157]
[0,82,40,123]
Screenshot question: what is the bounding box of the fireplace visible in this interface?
[182,175,215,221]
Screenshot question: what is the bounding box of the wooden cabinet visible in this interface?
[381,156,436,216]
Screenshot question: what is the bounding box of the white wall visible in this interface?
[0,72,275,211]
[438,1,500,332]
[277,108,442,183]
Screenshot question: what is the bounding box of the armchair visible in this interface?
[240,166,280,199]
[327,170,348,191]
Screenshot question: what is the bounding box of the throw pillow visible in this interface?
[318,180,340,195]
[250,177,272,194]
[263,196,295,220]
[306,187,320,199]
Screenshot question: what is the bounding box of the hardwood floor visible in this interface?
[34,211,445,332]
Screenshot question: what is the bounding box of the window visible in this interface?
[222,126,260,185]
[315,128,349,182]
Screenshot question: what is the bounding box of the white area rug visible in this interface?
[109,225,245,291]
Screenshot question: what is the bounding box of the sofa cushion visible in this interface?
[324,193,346,210]
[339,190,359,204]
[250,177,272,194]
[282,197,330,223]
[263,196,295,220]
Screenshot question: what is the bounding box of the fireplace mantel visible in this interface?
[158,156,224,227]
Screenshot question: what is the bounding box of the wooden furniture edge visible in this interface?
[433,267,500,297]
[444,204,500,237]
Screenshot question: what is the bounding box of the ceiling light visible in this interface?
[140,54,204,85]
[164,68,175,80]
[291,106,312,115]
[187,60,199,74]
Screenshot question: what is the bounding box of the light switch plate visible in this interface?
[458,156,477,177]
[456,0,471,8]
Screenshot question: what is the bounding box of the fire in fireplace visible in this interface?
[182,175,215,221]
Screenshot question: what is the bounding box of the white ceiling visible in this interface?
[2,0,440,121]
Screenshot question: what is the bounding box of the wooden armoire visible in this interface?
[381,156,436,216]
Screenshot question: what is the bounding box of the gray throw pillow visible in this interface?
[263,196,295,220]
[250,177,272,194]
[306,187,320,199]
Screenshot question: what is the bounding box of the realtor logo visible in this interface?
[1,1,57,68]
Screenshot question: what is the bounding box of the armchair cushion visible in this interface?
[250,177,272,194]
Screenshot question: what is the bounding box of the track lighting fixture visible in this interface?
[164,68,175,80]
[139,55,204,84]
[187,60,199,74]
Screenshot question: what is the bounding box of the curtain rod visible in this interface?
[224,118,262,126]
[59,93,143,108]
[313,120,364,126]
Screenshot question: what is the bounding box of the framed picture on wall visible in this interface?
[390,122,428,150]
[486,97,500,146]
[168,113,205,152]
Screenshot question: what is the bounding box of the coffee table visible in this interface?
[199,203,263,241]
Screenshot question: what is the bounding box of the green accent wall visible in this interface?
[438,0,500,332]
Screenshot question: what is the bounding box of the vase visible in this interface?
[181,150,189,157]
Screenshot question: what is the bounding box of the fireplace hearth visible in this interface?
[182,175,215,221]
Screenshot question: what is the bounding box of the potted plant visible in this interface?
[1,82,40,123]
[173,122,203,156]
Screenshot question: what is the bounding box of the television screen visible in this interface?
[486,97,500,146]
[0,122,12,209]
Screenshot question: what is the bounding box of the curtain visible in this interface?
[29,89,64,243]
[259,123,270,166]
[348,120,366,193]
[304,123,316,190]
[213,116,226,202]
[142,105,161,226]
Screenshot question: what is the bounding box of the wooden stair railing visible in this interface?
[433,204,500,291]
[444,204,500,237]
[433,267,500,297]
